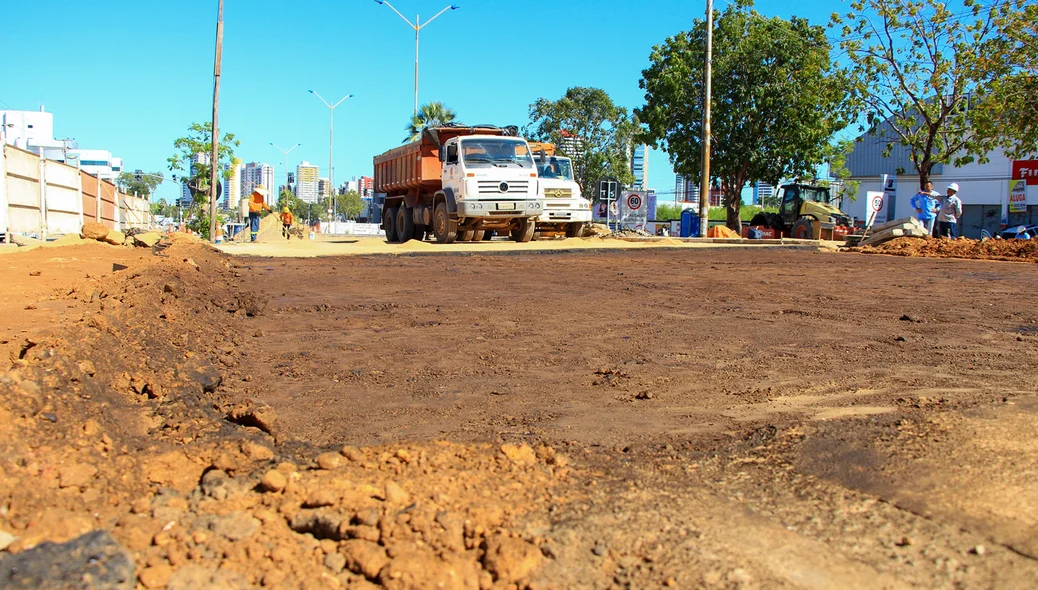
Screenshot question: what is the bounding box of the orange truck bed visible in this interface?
[373,126,509,196]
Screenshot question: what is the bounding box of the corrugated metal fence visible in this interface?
[0,144,150,240]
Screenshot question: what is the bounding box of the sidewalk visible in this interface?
[215,235,832,258]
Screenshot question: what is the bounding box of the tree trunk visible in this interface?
[726,198,741,231]
[917,158,933,191]
[723,178,742,232]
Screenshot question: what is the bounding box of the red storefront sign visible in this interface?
[1012,160,1038,185]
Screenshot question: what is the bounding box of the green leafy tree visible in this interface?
[819,139,860,206]
[337,190,364,221]
[405,102,457,143]
[655,203,683,221]
[524,87,636,199]
[639,1,854,230]
[832,0,1033,189]
[166,122,240,239]
[150,198,177,218]
[115,171,163,198]
[277,189,311,223]
[969,3,1038,159]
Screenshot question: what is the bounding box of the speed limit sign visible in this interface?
[871,194,884,212]
[626,193,643,210]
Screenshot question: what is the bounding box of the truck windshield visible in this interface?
[801,187,830,203]
[538,157,574,181]
[461,138,535,168]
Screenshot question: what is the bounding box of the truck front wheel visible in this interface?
[396,207,415,242]
[792,217,814,240]
[432,202,457,244]
[510,218,535,243]
[384,207,399,243]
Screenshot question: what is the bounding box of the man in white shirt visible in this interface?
[936,183,963,238]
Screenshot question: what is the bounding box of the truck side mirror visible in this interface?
[439,146,446,161]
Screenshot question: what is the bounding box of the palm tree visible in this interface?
[404,102,457,143]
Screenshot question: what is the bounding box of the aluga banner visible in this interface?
[1009,179,1027,214]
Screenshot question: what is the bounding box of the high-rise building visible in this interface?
[752,181,775,206]
[295,161,320,203]
[631,145,649,189]
[357,176,374,198]
[241,162,275,204]
[224,159,242,209]
[559,130,583,158]
[180,152,211,207]
[674,174,699,204]
[318,177,332,198]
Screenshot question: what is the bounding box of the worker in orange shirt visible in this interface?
[248,187,271,242]
[280,207,295,239]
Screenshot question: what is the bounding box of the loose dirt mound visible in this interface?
[0,239,567,588]
[857,236,1038,262]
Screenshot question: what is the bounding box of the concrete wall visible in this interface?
[1,145,150,240]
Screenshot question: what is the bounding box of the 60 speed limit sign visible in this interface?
[626,193,643,210]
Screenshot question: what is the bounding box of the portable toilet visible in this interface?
[680,209,700,237]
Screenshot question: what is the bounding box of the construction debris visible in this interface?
[851,217,928,247]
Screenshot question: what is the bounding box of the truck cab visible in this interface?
[437,135,542,241]
[528,143,591,238]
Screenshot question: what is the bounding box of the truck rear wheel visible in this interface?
[565,222,584,238]
[459,230,475,242]
[384,207,399,243]
[510,218,535,243]
[396,207,415,242]
[432,202,457,244]
[471,230,485,241]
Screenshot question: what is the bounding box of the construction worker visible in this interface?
[248,187,271,242]
[280,206,295,240]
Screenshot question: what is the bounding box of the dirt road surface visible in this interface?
[2,236,1037,589]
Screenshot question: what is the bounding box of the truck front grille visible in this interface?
[477,180,530,195]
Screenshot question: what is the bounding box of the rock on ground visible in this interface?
[81,222,110,240]
[133,232,162,247]
[0,530,135,590]
[103,230,126,246]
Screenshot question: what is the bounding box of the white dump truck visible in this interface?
[528,142,591,238]
[374,125,543,243]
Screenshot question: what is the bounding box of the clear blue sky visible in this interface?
[2,0,851,205]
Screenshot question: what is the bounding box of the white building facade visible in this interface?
[843,125,1038,237]
[295,161,320,203]
[240,162,275,203]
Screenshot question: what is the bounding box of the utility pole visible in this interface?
[698,0,713,238]
[208,0,224,243]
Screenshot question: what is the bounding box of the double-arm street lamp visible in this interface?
[308,90,353,225]
[373,0,459,116]
[270,142,301,202]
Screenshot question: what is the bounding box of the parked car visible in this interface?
[998,225,1038,240]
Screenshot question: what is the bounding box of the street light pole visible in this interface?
[308,91,352,229]
[374,1,459,116]
[270,142,301,202]
[698,0,713,238]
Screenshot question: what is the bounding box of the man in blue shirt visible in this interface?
[909,181,940,235]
